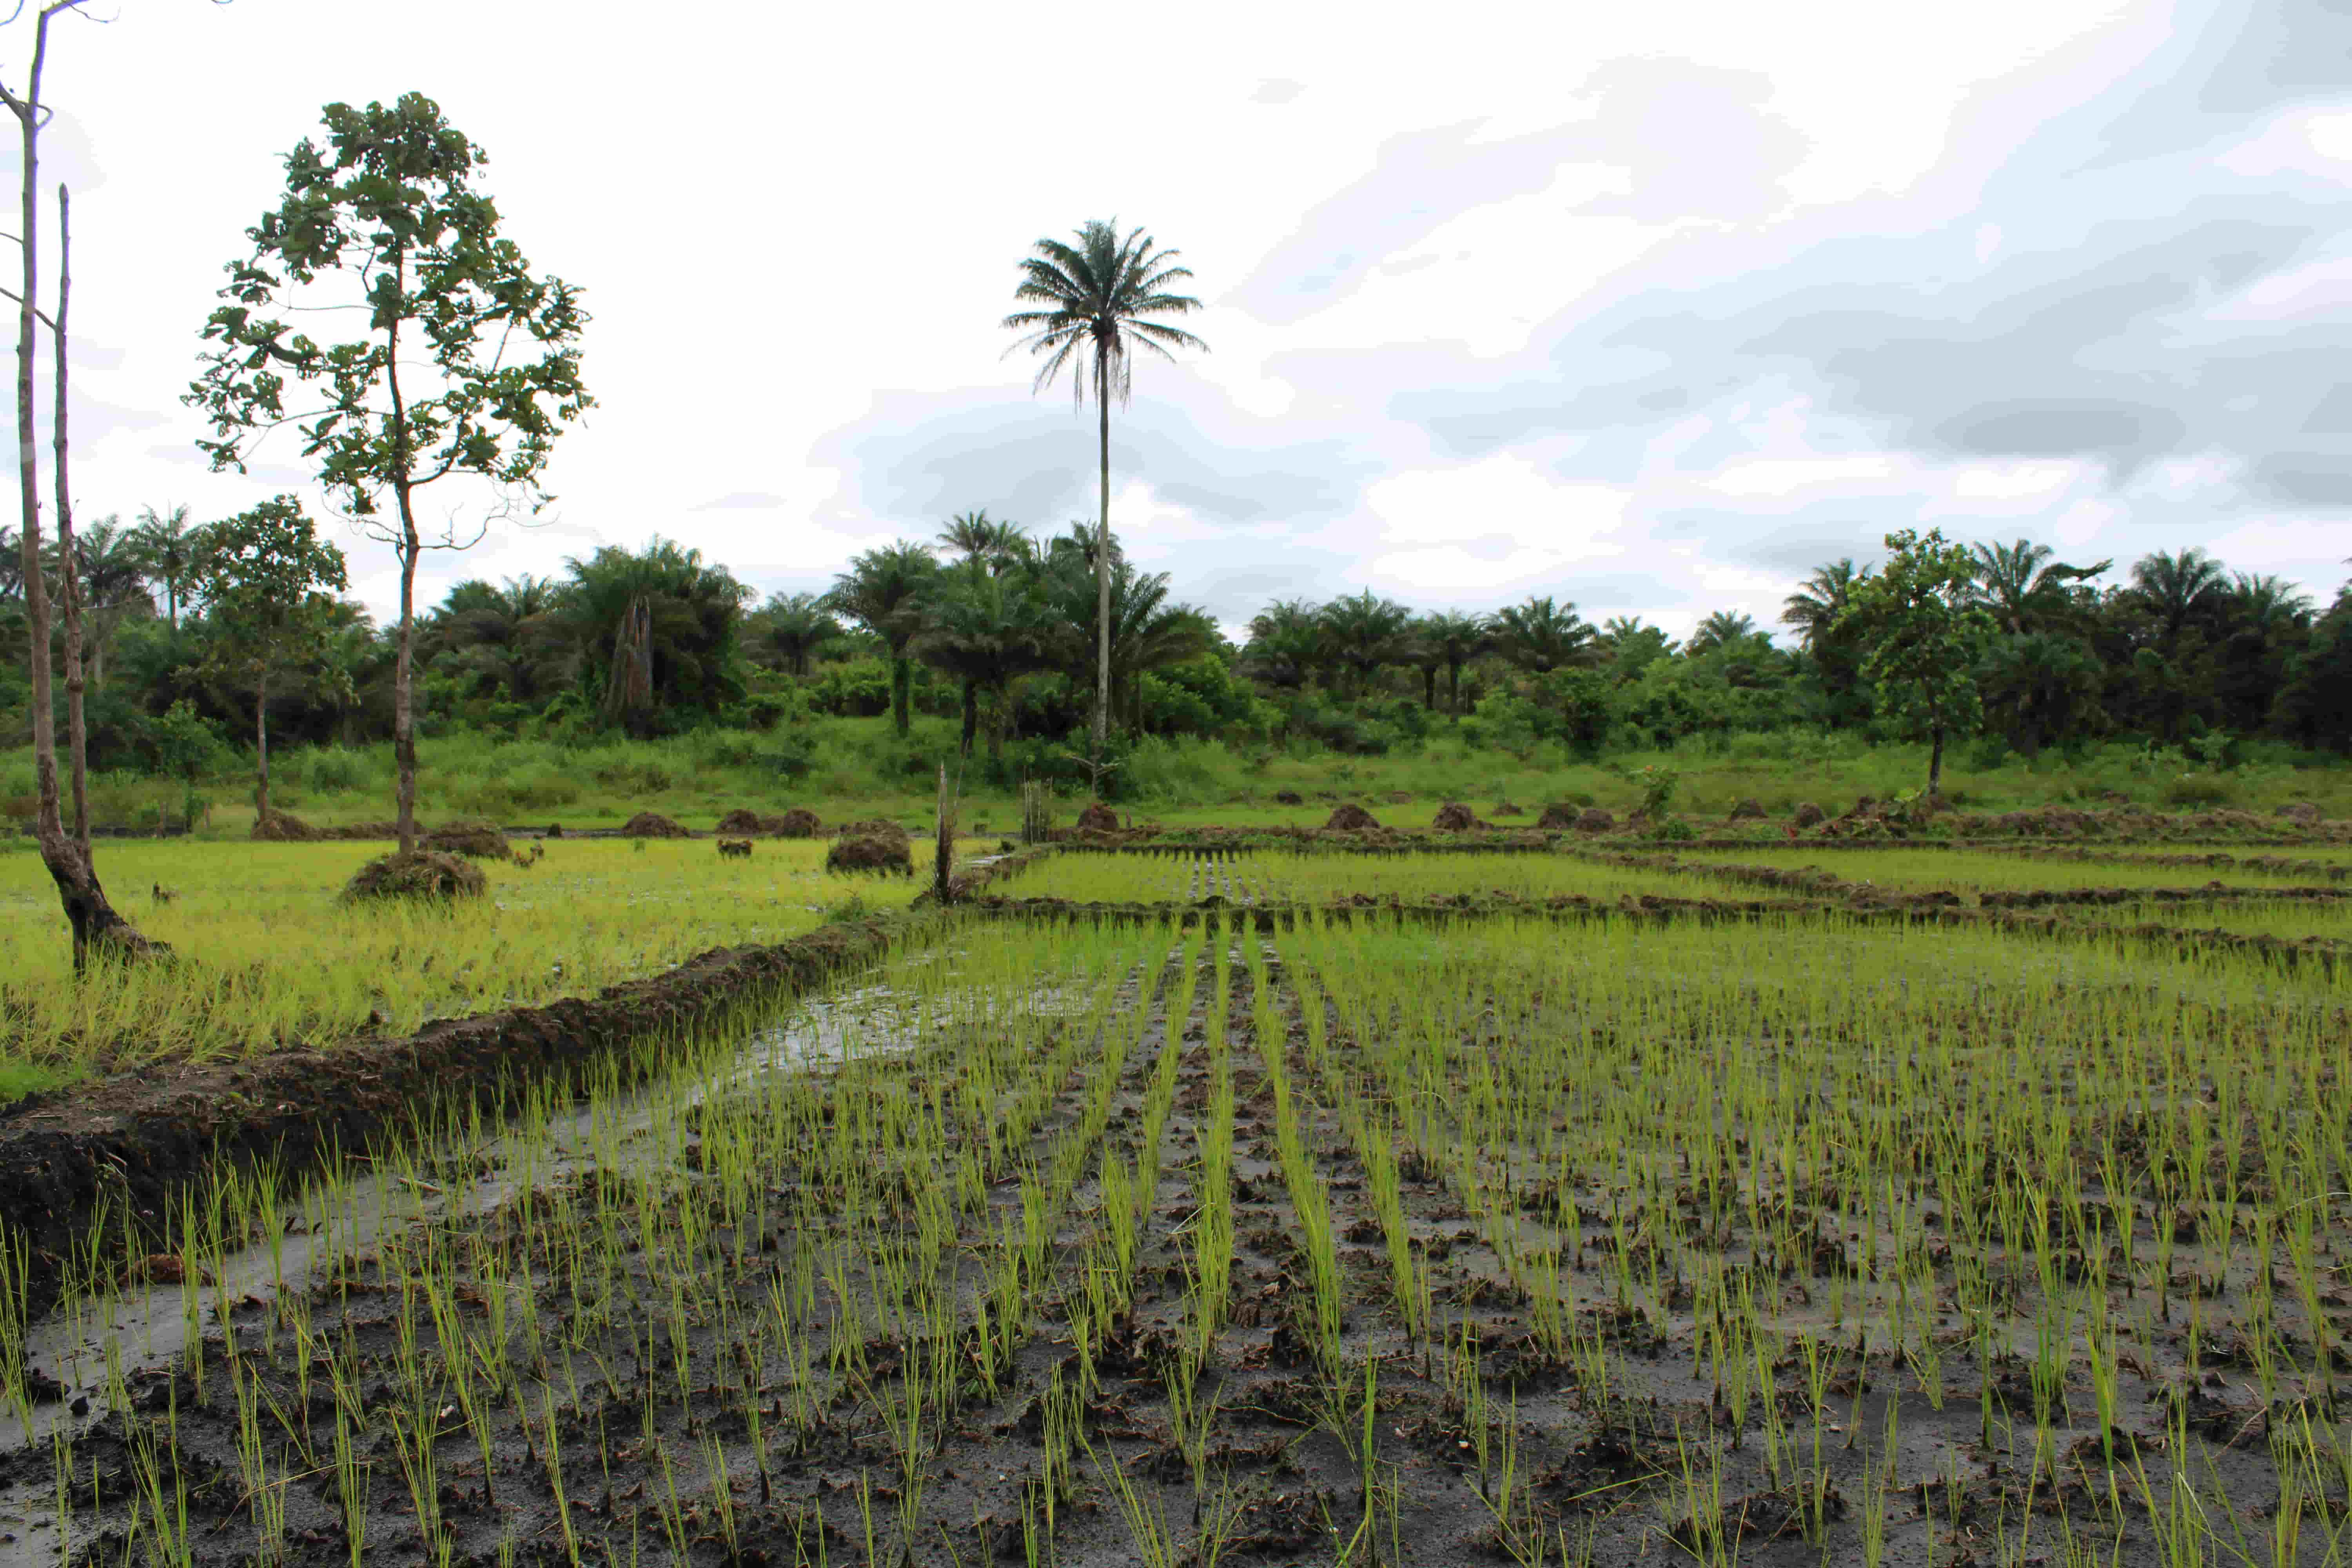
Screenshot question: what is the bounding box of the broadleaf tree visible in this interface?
[186,496,351,824]
[1835,527,1996,795]
[187,93,592,855]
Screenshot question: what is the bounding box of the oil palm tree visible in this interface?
[917,559,1060,759]
[70,517,155,689]
[1243,598,1329,691]
[750,590,843,679]
[559,538,755,735]
[1318,590,1414,700]
[935,510,1030,575]
[1967,538,2109,634]
[1491,596,1596,675]
[134,503,196,630]
[1415,610,1490,714]
[2131,547,2230,659]
[824,541,940,737]
[1780,559,1873,651]
[1047,553,1216,735]
[1002,218,1207,760]
[1684,609,1762,656]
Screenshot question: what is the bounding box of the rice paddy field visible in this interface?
[987,848,1728,905]
[0,838,940,1092]
[1670,846,2352,900]
[4,834,2351,1567]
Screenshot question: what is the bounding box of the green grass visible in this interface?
[10,717,2351,843]
[0,836,939,1079]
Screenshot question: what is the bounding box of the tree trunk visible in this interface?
[387,292,420,857]
[6,24,161,970]
[54,182,86,858]
[254,669,270,822]
[1448,661,1462,717]
[987,681,1007,763]
[1928,726,1945,795]
[1093,352,1111,764]
[959,677,977,757]
[890,651,911,737]
[1423,665,1437,711]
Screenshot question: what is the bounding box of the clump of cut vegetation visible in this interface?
[1324,802,1379,831]
[341,847,486,903]
[827,832,913,875]
[620,810,687,838]
[420,817,511,860]
[248,809,320,842]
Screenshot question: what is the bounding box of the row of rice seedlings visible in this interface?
[2056,895,2352,943]
[17,917,1176,1563]
[1671,844,2347,895]
[0,837,935,1073]
[1272,907,2352,1559]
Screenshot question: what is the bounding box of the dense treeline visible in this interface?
[4,510,2351,806]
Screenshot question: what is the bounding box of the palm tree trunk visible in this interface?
[891,650,911,738]
[960,677,978,757]
[1094,352,1112,764]
[1423,666,1437,711]
[1448,660,1462,717]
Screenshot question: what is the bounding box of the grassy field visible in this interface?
[0,836,951,1091]
[13,717,2352,842]
[14,889,2348,1565]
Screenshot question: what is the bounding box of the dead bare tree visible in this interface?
[0,1,165,967]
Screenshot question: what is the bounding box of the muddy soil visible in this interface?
[16,928,2337,1567]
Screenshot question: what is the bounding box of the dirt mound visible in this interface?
[826,833,911,875]
[342,849,487,903]
[250,809,320,842]
[1792,802,1826,829]
[775,806,822,837]
[1324,803,1380,832]
[2278,800,2324,825]
[1536,802,1582,830]
[1727,797,1766,820]
[1432,802,1480,831]
[1272,790,1303,806]
[1076,802,1121,832]
[423,817,512,860]
[621,811,687,838]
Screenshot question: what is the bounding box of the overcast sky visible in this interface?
[6,0,2351,644]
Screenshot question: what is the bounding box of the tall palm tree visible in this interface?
[1967,538,2109,634]
[1491,596,1596,675]
[134,503,196,630]
[824,541,940,737]
[1597,615,1675,680]
[1416,611,1490,714]
[1780,559,1873,651]
[1318,590,1414,699]
[1002,218,1207,760]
